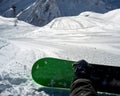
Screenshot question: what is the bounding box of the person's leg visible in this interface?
[70,60,97,96]
[70,79,97,96]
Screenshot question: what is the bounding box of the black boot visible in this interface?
[70,60,97,96]
[72,60,90,80]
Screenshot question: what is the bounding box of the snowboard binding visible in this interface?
[73,59,120,94]
[72,60,90,80]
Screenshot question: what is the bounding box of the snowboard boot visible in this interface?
[71,60,97,96]
[72,59,90,80]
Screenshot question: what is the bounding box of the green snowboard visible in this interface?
[31,57,120,95]
[32,57,74,88]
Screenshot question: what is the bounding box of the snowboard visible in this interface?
[31,57,120,94]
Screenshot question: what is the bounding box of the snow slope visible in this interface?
[0,9,120,95]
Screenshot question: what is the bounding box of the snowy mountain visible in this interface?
[0,0,120,26]
[0,8,120,95]
[18,0,61,26]
[0,0,36,17]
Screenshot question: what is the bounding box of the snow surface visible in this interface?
[0,9,120,95]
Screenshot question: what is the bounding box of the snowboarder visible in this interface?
[70,60,97,96]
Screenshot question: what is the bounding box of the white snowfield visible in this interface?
[0,9,120,95]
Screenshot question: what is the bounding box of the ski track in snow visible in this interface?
[0,9,120,96]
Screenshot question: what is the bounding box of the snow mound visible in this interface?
[45,9,120,30]
[46,16,95,30]
[102,9,120,22]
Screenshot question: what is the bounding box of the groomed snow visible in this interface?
[0,9,120,95]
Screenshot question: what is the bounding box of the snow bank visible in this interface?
[0,38,50,95]
[0,16,38,38]
[28,8,120,31]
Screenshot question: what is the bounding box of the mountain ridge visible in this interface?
[0,0,120,26]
